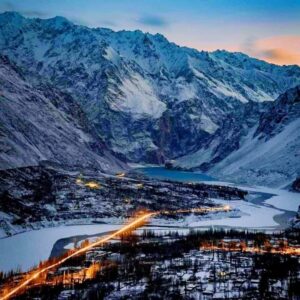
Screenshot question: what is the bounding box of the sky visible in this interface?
[1,0,300,65]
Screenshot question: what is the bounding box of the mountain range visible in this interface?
[0,12,299,186]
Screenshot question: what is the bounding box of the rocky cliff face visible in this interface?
[292,178,300,193]
[0,55,126,172]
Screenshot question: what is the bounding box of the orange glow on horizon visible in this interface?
[188,35,300,66]
[254,35,300,65]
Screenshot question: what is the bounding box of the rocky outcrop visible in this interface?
[292,178,300,192]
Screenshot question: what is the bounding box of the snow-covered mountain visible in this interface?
[0,12,299,186]
[0,55,126,172]
[176,86,300,187]
[1,12,300,164]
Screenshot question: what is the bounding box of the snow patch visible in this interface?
[110,73,166,119]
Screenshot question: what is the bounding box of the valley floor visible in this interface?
[0,182,300,271]
[0,173,299,274]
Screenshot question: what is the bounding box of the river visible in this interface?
[0,224,122,273]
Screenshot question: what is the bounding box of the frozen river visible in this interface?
[0,224,121,273]
[138,166,299,229]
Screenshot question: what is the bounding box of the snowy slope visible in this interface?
[176,86,300,187]
[209,119,300,187]
[0,55,126,172]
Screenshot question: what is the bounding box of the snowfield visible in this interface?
[243,185,300,211]
[182,198,281,228]
[147,195,292,231]
[147,180,300,231]
[114,74,166,119]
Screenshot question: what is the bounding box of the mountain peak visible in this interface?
[0,11,25,26]
[42,15,73,30]
[45,15,71,25]
[0,11,24,19]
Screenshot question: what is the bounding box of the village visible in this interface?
[1,165,299,299]
[1,228,298,300]
[0,165,246,237]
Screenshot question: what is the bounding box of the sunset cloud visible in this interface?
[242,35,300,66]
[137,15,168,27]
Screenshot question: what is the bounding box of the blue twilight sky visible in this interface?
[1,0,300,65]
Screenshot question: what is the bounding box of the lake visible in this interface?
[135,166,216,182]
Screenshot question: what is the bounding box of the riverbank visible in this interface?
[0,224,122,273]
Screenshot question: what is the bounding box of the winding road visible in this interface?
[0,205,232,300]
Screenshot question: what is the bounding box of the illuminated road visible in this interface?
[2,204,299,300]
[0,205,231,300]
[0,212,156,300]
